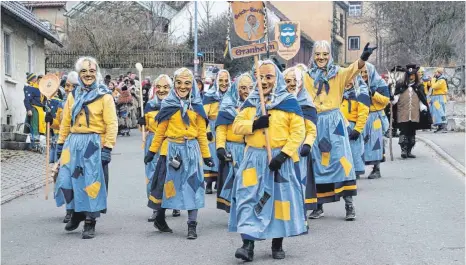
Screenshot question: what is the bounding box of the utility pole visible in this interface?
[194,1,199,77]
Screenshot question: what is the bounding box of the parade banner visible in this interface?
[231,1,265,42]
[230,41,278,59]
[275,21,301,61]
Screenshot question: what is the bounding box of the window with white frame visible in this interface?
[349,3,362,17]
[3,32,12,76]
[348,36,360,50]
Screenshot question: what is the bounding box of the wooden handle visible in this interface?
[45,122,50,200]
[254,56,272,162]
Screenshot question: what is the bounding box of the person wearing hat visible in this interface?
[23,72,46,137]
[393,64,430,158]
[429,68,448,133]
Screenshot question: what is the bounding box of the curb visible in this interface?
[417,136,465,176]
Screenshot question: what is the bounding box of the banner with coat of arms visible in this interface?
[230,1,265,42]
[275,21,300,61]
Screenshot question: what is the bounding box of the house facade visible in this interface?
[21,1,68,41]
[1,1,62,126]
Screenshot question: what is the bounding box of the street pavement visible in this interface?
[418,131,465,166]
[1,131,465,265]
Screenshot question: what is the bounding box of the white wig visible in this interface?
[308,40,333,67]
[66,71,79,85]
[283,66,304,95]
[74,56,102,84]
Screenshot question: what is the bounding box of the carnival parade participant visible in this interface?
[215,73,253,212]
[202,69,232,194]
[144,67,214,240]
[340,76,370,179]
[23,72,46,137]
[230,60,306,261]
[283,65,318,212]
[137,74,179,221]
[361,63,390,179]
[55,57,117,239]
[304,41,375,221]
[393,65,430,158]
[418,67,431,96]
[429,68,448,133]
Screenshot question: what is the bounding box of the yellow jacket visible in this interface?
[423,81,431,95]
[369,90,390,112]
[149,110,210,158]
[341,97,370,133]
[304,61,361,113]
[143,110,168,155]
[233,107,305,162]
[216,123,245,149]
[204,102,219,133]
[304,120,317,147]
[58,93,118,149]
[431,78,448,95]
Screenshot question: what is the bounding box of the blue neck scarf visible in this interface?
[308,55,340,96]
[365,62,388,93]
[156,69,207,126]
[242,61,302,117]
[71,80,111,127]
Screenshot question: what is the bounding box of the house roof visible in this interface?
[1,1,63,47]
[20,1,66,8]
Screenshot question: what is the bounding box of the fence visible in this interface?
[45,49,218,70]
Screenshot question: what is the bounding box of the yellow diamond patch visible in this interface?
[434,101,441,110]
[373,119,382,130]
[61,148,70,165]
[321,152,330,166]
[274,200,291,221]
[242,168,257,187]
[339,156,353,177]
[164,180,176,199]
[145,176,150,185]
[84,181,101,199]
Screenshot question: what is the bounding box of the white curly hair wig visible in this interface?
[75,56,102,84]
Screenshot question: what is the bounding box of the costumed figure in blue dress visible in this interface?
[230,60,306,261]
[360,63,390,179]
[202,69,231,194]
[23,72,46,139]
[304,41,376,221]
[215,73,253,212]
[55,57,117,239]
[144,68,214,240]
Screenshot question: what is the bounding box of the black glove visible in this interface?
[144,151,156,164]
[268,152,289,171]
[370,89,376,96]
[216,148,227,161]
[349,130,361,141]
[252,114,270,131]
[360,42,377,61]
[56,144,63,160]
[101,147,112,166]
[203,157,215,167]
[300,144,311,157]
[45,112,53,124]
[138,116,146,126]
[207,132,213,141]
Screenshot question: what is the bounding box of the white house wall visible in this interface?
[1,14,46,126]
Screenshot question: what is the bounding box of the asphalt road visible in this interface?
[1,131,464,265]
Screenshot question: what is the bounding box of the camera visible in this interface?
[169,154,182,170]
[224,152,233,162]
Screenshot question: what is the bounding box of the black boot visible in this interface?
[187,221,197,240]
[235,239,254,261]
[65,212,86,231]
[271,238,285,259]
[148,210,157,222]
[368,164,381,179]
[205,181,213,194]
[63,210,73,223]
[345,203,356,221]
[153,213,173,233]
[407,136,416,158]
[309,204,324,219]
[399,135,408,159]
[81,219,96,239]
[172,209,181,217]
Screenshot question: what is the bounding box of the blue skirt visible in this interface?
[364,111,384,164]
[348,121,365,175]
[297,146,317,210]
[150,139,205,210]
[203,122,219,181]
[229,147,307,239]
[55,133,107,213]
[144,132,159,198]
[49,134,59,163]
[217,141,245,213]
[430,95,447,125]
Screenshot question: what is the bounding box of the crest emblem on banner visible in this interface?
[275,21,301,61]
[230,1,265,42]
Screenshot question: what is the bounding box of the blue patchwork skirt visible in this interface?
[348,121,365,175]
[204,122,219,181]
[228,147,307,239]
[430,95,447,125]
[148,139,205,210]
[144,132,159,198]
[296,146,317,210]
[312,109,357,203]
[49,134,59,163]
[364,111,384,164]
[55,133,107,214]
[217,141,245,213]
